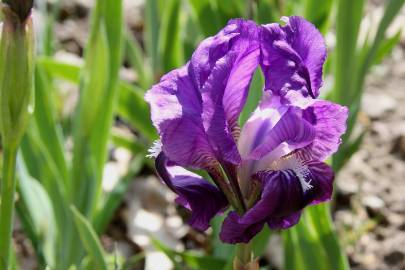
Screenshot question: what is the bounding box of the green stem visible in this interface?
[237,243,252,265]
[234,243,258,270]
[0,145,18,269]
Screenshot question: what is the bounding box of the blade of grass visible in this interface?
[239,69,264,126]
[303,0,334,34]
[93,155,144,233]
[117,82,157,140]
[152,238,227,270]
[373,29,401,65]
[16,155,57,268]
[71,206,108,270]
[37,58,157,140]
[159,0,184,72]
[333,0,364,106]
[34,65,68,186]
[307,204,350,270]
[145,0,160,75]
[187,0,222,36]
[126,32,153,89]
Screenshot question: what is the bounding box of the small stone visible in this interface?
[398,222,405,231]
[391,135,405,159]
[384,250,404,265]
[362,93,397,119]
[363,195,385,217]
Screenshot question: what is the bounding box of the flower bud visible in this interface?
[2,0,33,22]
[0,3,34,149]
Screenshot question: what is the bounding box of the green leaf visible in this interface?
[308,204,350,270]
[145,0,161,74]
[90,0,125,185]
[34,65,68,186]
[70,19,109,214]
[71,206,108,270]
[187,0,222,36]
[303,0,333,34]
[121,252,146,270]
[210,214,235,261]
[117,82,157,140]
[125,32,152,89]
[93,155,144,234]
[216,0,246,23]
[283,228,305,270]
[239,69,264,126]
[255,0,278,24]
[182,252,227,270]
[111,132,147,155]
[38,57,81,82]
[159,0,184,72]
[37,58,156,140]
[373,30,401,65]
[16,156,57,268]
[333,131,366,172]
[152,238,227,270]
[283,204,349,270]
[352,0,405,105]
[20,128,73,269]
[333,0,364,105]
[252,226,271,258]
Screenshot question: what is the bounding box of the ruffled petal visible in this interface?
[260,16,327,103]
[237,93,316,193]
[220,154,334,243]
[145,66,216,169]
[302,100,348,160]
[191,19,261,164]
[155,153,228,231]
[146,19,261,168]
[247,106,316,161]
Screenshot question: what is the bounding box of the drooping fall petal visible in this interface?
[155,153,228,231]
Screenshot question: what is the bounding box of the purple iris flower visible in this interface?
[145,16,348,244]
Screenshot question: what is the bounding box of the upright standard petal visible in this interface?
[237,93,316,193]
[260,16,327,103]
[220,152,334,243]
[155,153,228,231]
[146,19,261,168]
[190,19,261,164]
[145,66,217,169]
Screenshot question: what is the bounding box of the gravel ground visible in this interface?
[335,44,405,270]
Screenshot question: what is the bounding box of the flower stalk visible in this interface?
[234,243,258,270]
[0,2,34,269]
[0,146,17,269]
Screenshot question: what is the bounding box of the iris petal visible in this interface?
[194,19,261,164]
[302,100,349,160]
[260,16,327,103]
[146,19,261,168]
[267,211,302,229]
[220,153,333,243]
[145,66,216,169]
[247,107,316,161]
[155,153,228,231]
